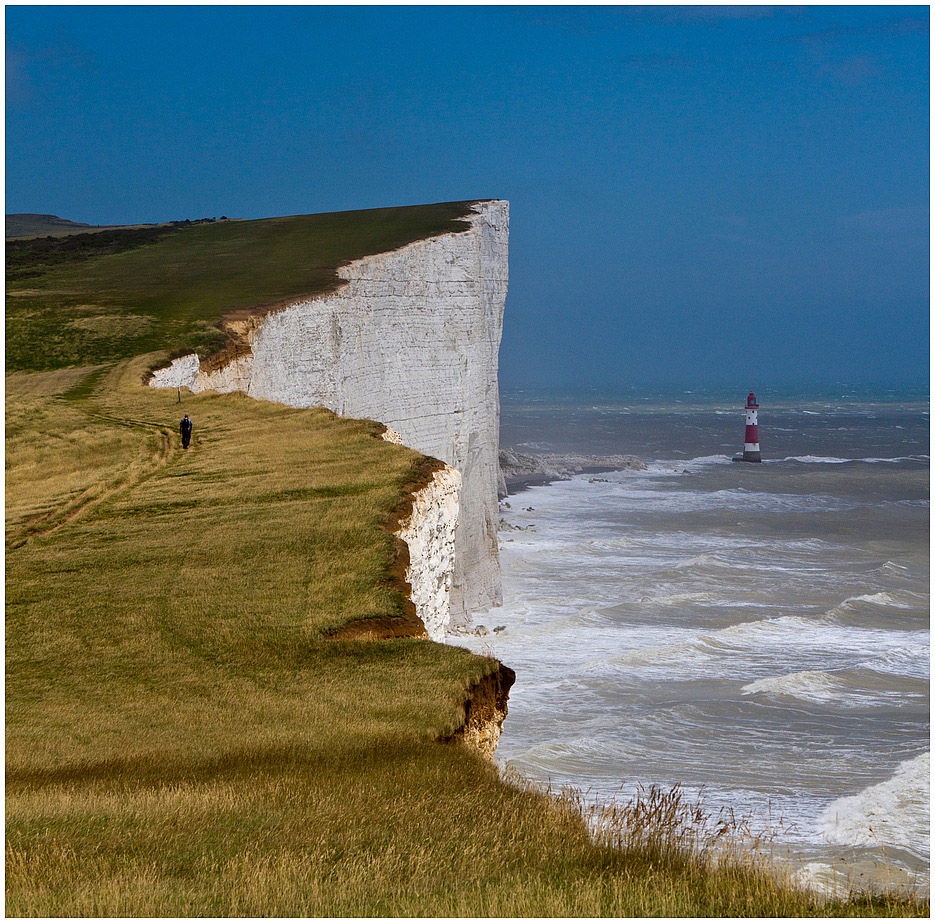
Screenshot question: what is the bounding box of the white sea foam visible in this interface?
[776,455,929,464]
[648,454,733,473]
[579,481,852,515]
[708,614,840,648]
[636,591,714,607]
[483,402,929,892]
[826,591,930,636]
[841,591,917,609]
[741,670,842,704]
[859,644,931,681]
[817,753,930,859]
[674,553,727,570]
[794,858,922,899]
[597,613,853,676]
[825,590,929,621]
[677,613,913,669]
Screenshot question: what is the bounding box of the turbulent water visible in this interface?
[451,387,929,896]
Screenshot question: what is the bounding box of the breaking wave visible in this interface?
[839,591,919,610]
[480,395,930,894]
[649,454,733,472]
[817,753,930,859]
[775,455,929,465]
[741,670,842,704]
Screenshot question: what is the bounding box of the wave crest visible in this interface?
[817,753,930,859]
[741,670,841,704]
[776,455,929,465]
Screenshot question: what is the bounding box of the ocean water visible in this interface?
[451,387,929,896]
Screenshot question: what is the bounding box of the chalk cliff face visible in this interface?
[150,200,508,625]
[396,463,460,642]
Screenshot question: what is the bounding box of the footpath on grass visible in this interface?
[6,202,927,913]
[6,359,928,916]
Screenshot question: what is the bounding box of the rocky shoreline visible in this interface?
[498,447,646,497]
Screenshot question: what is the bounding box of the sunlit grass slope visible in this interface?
[6,197,926,915]
[7,361,927,916]
[7,359,468,762]
[6,201,474,372]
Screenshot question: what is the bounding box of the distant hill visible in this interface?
[5,213,108,239]
[5,213,167,239]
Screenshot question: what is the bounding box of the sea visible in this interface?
[451,386,929,896]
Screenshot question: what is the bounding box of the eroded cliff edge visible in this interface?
[330,447,461,643]
[441,663,516,760]
[150,200,508,626]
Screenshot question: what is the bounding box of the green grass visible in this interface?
[6,201,474,372]
[6,360,927,916]
[5,201,927,915]
[6,221,225,281]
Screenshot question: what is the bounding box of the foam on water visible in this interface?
[466,396,929,893]
[742,670,844,704]
[860,645,931,681]
[740,664,927,707]
[841,591,920,609]
[817,753,930,859]
[634,590,714,607]
[776,455,929,464]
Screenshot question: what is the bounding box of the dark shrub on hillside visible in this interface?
[5,226,180,281]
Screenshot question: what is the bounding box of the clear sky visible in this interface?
[6,4,930,391]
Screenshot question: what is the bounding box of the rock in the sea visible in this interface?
[498,448,646,494]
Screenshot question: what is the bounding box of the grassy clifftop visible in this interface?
[5,203,926,915]
[6,201,474,372]
[5,360,506,913]
[9,361,925,916]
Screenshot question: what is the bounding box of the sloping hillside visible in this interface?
[6,213,100,238]
[6,202,474,371]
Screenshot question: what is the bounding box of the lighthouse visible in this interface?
[735,392,762,463]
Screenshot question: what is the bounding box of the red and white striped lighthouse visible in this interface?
[740,391,761,463]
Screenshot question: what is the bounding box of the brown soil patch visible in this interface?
[439,663,516,758]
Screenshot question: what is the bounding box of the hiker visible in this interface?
[180,414,193,449]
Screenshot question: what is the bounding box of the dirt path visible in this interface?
[7,369,182,549]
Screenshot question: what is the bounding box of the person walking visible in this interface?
[180,414,193,449]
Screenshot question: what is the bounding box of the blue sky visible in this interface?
[6,5,929,390]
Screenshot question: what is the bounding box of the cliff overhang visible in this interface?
[439,663,516,760]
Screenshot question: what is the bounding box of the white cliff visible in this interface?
[150,199,508,625]
[395,463,461,642]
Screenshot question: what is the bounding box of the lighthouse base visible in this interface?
[732,452,762,463]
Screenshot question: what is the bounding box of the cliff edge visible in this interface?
[150,200,508,626]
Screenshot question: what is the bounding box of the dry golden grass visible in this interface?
[7,359,484,769]
[6,359,928,916]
